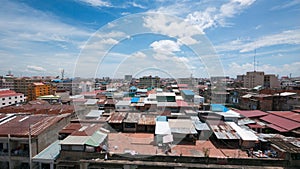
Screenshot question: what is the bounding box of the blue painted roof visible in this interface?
[181,90,195,96]
[156,116,167,122]
[131,97,140,103]
[52,79,62,83]
[211,104,228,112]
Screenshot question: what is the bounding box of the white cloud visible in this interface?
[240,29,300,52]
[132,51,147,59]
[150,39,181,60]
[26,65,46,72]
[131,2,146,9]
[0,0,91,51]
[215,29,300,52]
[186,7,217,32]
[143,13,201,44]
[78,0,111,7]
[150,40,180,55]
[185,0,256,31]
[270,0,300,11]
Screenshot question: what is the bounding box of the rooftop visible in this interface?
[268,111,300,123]
[235,110,268,118]
[123,113,141,123]
[0,114,70,137]
[107,112,127,124]
[181,90,195,96]
[33,140,60,162]
[260,114,300,132]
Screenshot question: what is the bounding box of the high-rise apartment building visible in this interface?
[27,82,56,101]
[138,75,160,88]
[243,71,265,88]
[241,71,279,89]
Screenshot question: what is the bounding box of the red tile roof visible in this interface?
[235,110,268,118]
[268,111,300,123]
[260,114,300,131]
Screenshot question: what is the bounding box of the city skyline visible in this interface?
[0,0,300,78]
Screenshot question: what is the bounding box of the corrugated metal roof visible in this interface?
[235,110,268,118]
[155,121,171,135]
[0,114,70,137]
[227,122,258,141]
[60,135,90,145]
[85,131,107,147]
[168,119,197,134]
[115,100,131,106]
[157,102,178,107]
[274,92,297,97]
[181,90,195,96]
[268,111,300,123]
[138,115,156,125]
[84,99,98,105]
[267,124,288,132]
[123,113,140,123]
[108,112,127,123]
[260,114,300,131]
[33,140,60,161]
[208,122,240,140]
[85,110,103,118]
[193,121,210,131]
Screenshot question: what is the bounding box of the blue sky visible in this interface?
[0,0,299,78]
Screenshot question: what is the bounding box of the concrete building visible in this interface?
[14,77,51,96]
[124,75,132,81]
[0,89,25,108]
[241,71,280,89]
[138,75,160,88]
[243,71,265,88]
[264,74,280,88]
[0,76,15,90]
[0,113,71,169]
[27,82,56,101]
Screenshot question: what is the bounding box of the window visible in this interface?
[9,97,11,99]
[2,103,5,105]
[9,102,11,104]
[15,96,17,99]
[2,98,4,101]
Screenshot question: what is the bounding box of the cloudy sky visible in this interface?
[0,0,299,78]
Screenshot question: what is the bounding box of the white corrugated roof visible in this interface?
[227,122,258,141]
[274,92,297,97]
[155,121,171,135]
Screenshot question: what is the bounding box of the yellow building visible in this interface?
[27,82,56,101]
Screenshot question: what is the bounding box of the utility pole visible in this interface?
[29,125,32,169]
[8,134,12,169]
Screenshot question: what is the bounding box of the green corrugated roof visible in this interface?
[85,131,107,147]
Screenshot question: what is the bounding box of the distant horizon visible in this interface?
[1,71,299,80]
[0,0,299,78]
